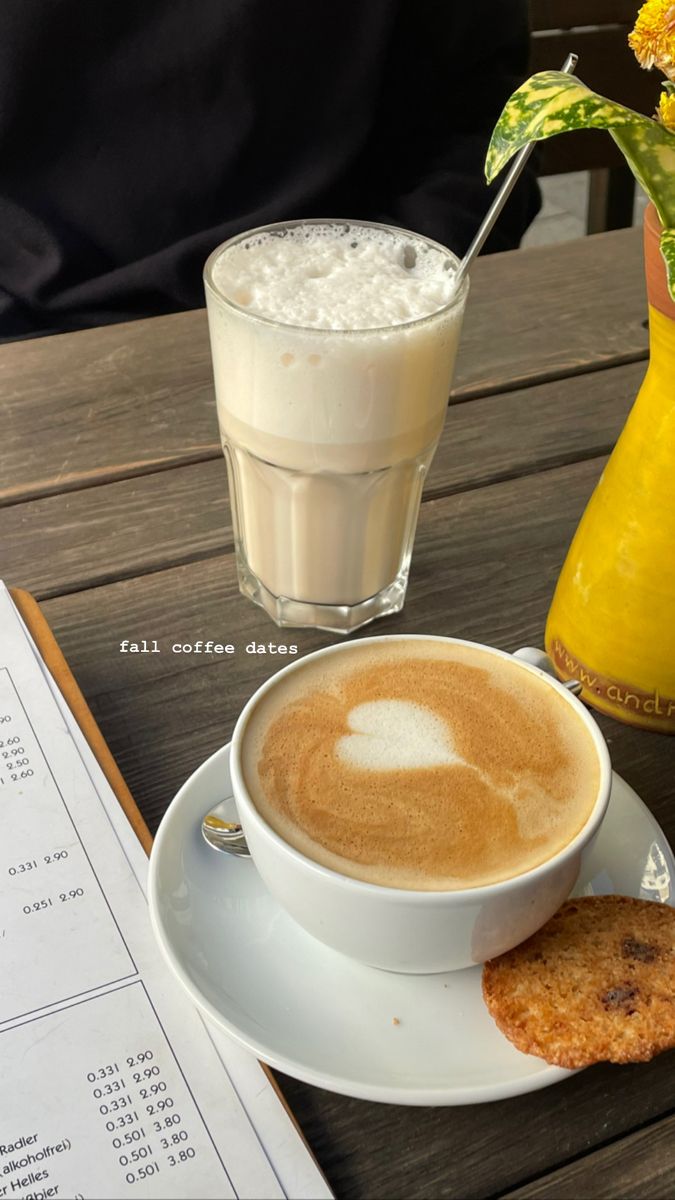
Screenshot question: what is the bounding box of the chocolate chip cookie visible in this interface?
[482,895,675,1068]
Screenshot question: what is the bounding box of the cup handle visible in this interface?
[512,646,555,674]
[513,646,583,696]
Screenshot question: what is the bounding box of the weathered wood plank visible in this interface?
[3,361,644,599]
[3,459,231,599]
[504,1112,675,1198]
[1,230,647,504]
[456,230,646,400]
[1,310,220,505]
[276,1057,675,1200]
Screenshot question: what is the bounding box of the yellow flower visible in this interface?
[629,0,675,79]
[658,88,675,128]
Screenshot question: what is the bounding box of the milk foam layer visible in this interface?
[337,700,462,769]
[243,641,601,891]
[211,224,457,330]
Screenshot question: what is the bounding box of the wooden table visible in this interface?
[3,227,674,1199]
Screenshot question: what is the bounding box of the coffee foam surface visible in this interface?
[243,641,601,891]
[211,225,457,330]
[337,700,462,770]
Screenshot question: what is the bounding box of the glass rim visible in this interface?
[203,217,469,336]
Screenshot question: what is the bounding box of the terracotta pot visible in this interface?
[545,204,675,732]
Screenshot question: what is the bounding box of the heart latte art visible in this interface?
[336,700,461,770]
[243,641,600,890]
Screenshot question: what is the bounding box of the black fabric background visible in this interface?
[0,0,540,337]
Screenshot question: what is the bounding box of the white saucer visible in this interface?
[148,747,674,1106]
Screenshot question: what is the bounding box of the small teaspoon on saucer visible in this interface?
[202,801,250,857]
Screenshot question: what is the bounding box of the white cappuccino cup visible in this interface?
[229,635,611,973]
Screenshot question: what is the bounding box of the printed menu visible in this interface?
[0,583,331,1200]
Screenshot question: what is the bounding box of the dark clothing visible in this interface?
[0,1,540,338]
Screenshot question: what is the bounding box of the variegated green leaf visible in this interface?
[661,229,675,302]
[486,71,675,228]
[486,70,675,299]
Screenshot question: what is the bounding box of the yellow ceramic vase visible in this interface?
[545,204,675,733]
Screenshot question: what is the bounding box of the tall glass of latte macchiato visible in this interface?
[230,636,612,973]
[204,220,468,633]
